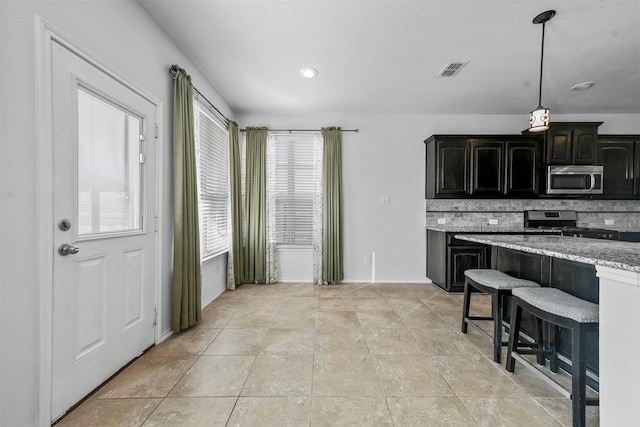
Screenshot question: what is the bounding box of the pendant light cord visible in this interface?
[538,21,546,108]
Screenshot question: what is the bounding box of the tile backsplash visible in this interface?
[425,199,640,230]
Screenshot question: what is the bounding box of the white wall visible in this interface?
[202,254,228,306]
[0,1,232,425]
[238,113,640,284]
[277,247,314,282]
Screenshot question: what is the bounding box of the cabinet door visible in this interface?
[426,229,447,288]
[448,246,485,292]
[546,123,600,165]
[470,141,503,195]
[573,127,598,164]
[597,140,634,197]
[505,140,539,195]
[437,141,468,197]
[546,128,572,164]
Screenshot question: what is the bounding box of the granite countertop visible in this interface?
[426,225,562,233]
[454,234,640,272]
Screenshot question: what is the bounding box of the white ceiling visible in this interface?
[139,0,640,116]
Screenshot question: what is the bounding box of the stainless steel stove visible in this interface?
[524,210,621,240]
[524,210,578,229]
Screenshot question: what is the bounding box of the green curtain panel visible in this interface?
[228,121,243,289]
[321,127,344,283]
[243,127,268,283]
[170,65,202,332]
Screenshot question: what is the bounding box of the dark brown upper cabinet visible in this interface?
[505,140,539,196]
[425,138,468,198]
[596,135,638,198]
[470,140,504,196]
[425,135,540,198]
[543,122,601,165]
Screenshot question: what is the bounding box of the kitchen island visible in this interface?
[455,234,640,427]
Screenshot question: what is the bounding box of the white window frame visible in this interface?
[194,98,229,261]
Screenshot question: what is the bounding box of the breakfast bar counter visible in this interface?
[454,234,640,272]
[455,233,640,426]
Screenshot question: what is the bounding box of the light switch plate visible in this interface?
[605,219,614,225]
[437,218,446,225]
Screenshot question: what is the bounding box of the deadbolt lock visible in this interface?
[58,219,72,231]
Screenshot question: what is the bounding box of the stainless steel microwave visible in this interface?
[546,165,603,194]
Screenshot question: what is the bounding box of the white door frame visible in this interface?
[35,15,164,425]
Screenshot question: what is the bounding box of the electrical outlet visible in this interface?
[364,256,371,265]
[380,195,390,205]
[489,218,498,225]
[605,219,614,226]
[437,218,446,225]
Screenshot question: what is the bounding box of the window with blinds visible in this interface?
[267,134,321,246]
[195,103,229,260]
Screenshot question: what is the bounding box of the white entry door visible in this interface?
[51,41,157,420]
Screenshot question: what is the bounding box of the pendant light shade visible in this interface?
[528,10,555,132]
[529,106,550,132]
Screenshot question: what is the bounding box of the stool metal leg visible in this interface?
[506,300,522,373]
[492,291,503,363]
[572,326,587,427]
[461,279,471,334]
[535,317,545,366]
[550,325,561,373]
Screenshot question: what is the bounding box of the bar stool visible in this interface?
[505,287,599,427]
[461,269,540,363]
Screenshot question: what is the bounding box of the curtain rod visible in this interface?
[239,128,359,133]
[169,65,231,126]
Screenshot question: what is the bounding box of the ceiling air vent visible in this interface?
[436,61,469,78]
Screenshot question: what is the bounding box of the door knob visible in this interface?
[58,243,80,256]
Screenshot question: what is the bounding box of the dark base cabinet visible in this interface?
[449,246,486,291]
[426,230,489,292]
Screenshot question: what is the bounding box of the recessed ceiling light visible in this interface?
[299,67,318,79]
[570,81,596,91]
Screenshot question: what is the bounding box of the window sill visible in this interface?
[275,245,313,252]
[202,248,229,264]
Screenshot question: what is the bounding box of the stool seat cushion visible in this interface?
[464,269,540,290]
[511,287,599,323]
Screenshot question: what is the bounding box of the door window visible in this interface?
[77,88,143,236]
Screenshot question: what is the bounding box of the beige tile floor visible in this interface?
[55,282,599,426]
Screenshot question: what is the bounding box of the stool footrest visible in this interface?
[514,342,542,349]
[585,398,599,407]
[465,316,494,321]
[514,348,554,356]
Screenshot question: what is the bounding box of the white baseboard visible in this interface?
[158,329,173,344]
[202,287,226,308]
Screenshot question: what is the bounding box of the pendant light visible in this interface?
[528,10,556,132]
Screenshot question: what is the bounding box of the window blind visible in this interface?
[195,104,229,259]
[267,134,321,246]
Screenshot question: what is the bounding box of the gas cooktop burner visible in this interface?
[560,227,620,240]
